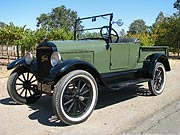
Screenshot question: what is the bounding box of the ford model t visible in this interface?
[7,13,170,125]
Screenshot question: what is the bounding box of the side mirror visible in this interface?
[112,19,124,26]
[116,19,124,26]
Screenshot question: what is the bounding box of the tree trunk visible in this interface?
[17,45,19,59]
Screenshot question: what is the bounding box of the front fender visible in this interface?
[7,58,25,70]
[7,58,38,74]
[50,60,105,85]
[143,53,171,78]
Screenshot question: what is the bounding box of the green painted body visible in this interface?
[52,40,168,74]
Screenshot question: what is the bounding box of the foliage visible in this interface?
[47,28,74,40]
[119,29,126,37]
[127,32,155,46]
[0,22,6,28]
[35,28,48,43]
[78,32,100,39]
[14,29,37,55]
[127,11,180,53]
[128,19,148,34]
[0,23,37,56]
[36,5,78,32]
[35,27,74,41]
[0,23,23,46]
[155,11,165,23]
[127,19,154,46]
[153,13,180,52]
[174,0,180,10]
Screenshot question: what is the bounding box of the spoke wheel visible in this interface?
[7,66,41,104]
[52,70,98,125]
[148,62,166,96]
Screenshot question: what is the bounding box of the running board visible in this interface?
[108,78,151,90]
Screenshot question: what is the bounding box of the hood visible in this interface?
[51,40,106,53]
[50,40,106,64]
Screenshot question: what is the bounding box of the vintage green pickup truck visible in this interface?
[7,13,170,125]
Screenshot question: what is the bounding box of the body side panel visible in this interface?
[51,40,169,75]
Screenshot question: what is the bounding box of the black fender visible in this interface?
[7,58,38,74]
[7,58,25,70]
[50,59,106,86]
[143,53,171,79]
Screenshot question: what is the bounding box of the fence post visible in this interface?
[1,45,2,56]
[8,55,10,64]
[178,41,180,58]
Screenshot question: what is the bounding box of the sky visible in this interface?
[0,0,177,32]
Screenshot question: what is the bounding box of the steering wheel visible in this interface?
[100,26,119,43]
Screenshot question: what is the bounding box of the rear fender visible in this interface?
[143,53,171,79]
[50,60,105,86]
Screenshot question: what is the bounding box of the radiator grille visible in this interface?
[36,46,53,78]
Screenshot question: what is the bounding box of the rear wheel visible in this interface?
[7,66,41,104]
[52,70,98,125]
[148,62,166,96]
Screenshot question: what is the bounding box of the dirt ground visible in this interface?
[0,59,180,135]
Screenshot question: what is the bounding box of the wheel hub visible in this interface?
[79,96,85,101]
[23,81,31,89]
[74,93,85,101]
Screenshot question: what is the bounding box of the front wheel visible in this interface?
[7,66,41,104]
[148,62,166,96]
[52,70,98,125]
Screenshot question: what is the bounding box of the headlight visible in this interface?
[25,52,33,65]
[51,51,62,67]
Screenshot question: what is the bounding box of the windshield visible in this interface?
[74,13,113,41]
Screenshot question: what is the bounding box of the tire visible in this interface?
[148,62,166,96]
[52,70,98,125]
[7,66,41,104]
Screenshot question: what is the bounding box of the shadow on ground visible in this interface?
[0,84,151,127]
[96,85,151,109]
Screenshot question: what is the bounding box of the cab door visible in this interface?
[110,43,130,70]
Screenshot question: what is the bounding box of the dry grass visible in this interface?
[0,66,12,78]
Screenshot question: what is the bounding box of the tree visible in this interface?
[14,29,37,55]
[174,0,180,11]
[36,5,78,32]
[128,19,148,34]
[127,32,155,46]
[155,11,165,23]
[35,27,74,42]
[0,22,6,28]
[46,28,74,40]
[0,23,37,57]
[35,28,48,43]
[119,29,126,37]
[0,23,20,46]
[127,19,153,46]
[36,14,50,30]
[153,13,180,52]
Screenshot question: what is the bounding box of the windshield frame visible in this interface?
[74,13,113,45]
